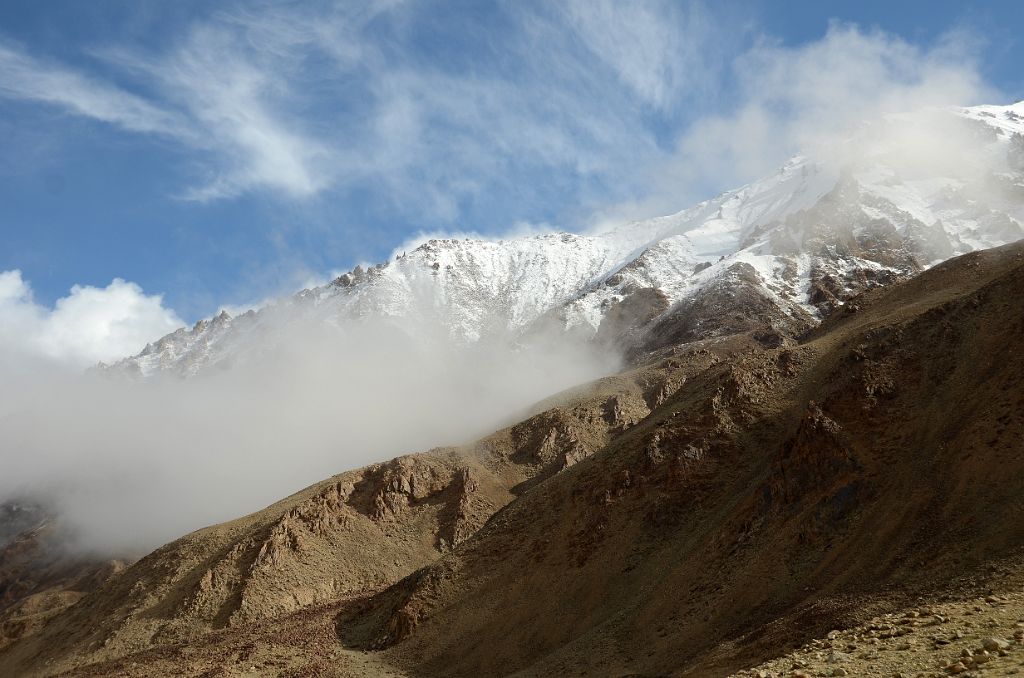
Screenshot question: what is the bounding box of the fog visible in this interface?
[0,316,617,555]
[676,25,994,190]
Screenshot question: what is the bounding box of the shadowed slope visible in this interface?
[1,243,1023,677]
[0,355,704,676]
[337,242,1024,677]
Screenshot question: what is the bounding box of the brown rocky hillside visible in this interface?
[2,242,1024,677]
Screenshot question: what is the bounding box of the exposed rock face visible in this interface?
[322,242,1024,678]
[511,413,588,467]
[767,403,858,506]
[435,468,482,551]
[639,262,817,356]
[354,457,451,522]
[0,360,672,675]
[594,287,671,349]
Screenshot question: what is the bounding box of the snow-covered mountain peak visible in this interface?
[961,100,1024,137]
[108,103,1024,377]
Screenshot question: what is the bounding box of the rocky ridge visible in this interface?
[106,104,1024,376]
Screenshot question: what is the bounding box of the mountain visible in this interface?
[108,103,1024,376]
[338,241,1024,677]
[5,236,1024,678]
[2,102,1024,677]
[0,502,122,655]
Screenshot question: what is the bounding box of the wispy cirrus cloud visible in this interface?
[0,41,187,137]
[562,0,720,111]
[0,30,326,201]
[0,9,345,201]
[0,3,997,234]
[0,0,730,215]
[139,22,331,201]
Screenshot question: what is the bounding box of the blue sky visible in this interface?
[0,0,1021,349]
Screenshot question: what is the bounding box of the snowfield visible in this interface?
[110,103,1024,377]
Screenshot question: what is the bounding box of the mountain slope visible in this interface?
[338,241,1024,678]
[2,102,1023,677]
[0,354,698,675]
[3,241,1023,677]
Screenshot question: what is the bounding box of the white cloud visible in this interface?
[0,270,182,369]
[563,0,719,111]
[0,7,1000,238]
[0,1,721,216]
[0,299,617,554]
[579,23,995,229]
[667,24,994,195]
[0,41,188,138]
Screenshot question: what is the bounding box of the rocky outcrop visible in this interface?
[639,262,816,357]
[330,242,1024,678]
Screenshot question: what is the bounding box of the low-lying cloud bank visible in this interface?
[0,310,617,555]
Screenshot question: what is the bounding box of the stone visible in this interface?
[982,637,1010,651]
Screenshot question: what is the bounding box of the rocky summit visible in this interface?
[2,102,1024,677]
[107,104,1023,377]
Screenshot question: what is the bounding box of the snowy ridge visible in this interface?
[960,101,1024,137]
[110,102,1024,376]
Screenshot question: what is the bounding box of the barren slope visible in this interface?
[0,356,700,676]
[2,243,1023,677]
[339,241,1024,678]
